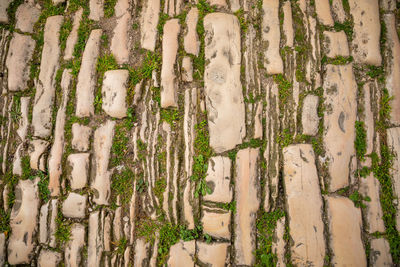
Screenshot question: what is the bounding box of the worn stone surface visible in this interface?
[88,211,103,266]
[315,0,334,26]
[204,13,245,153]
[182,56,193,82]
[326,196,367,266]
[387,127,400,230]
[15,2,40,33]
[167,240,195,267]
[102,70,128,118]
[370,238,393,266]
[29,139,49,171]
[197,242,229,266]
[302,94,319,136]
[64,8,83,60]
[283,144,326,266]
[134,238,149,267]
[89,0,104,21]
[323,64,357,191]
[110,0,130,64]
[0,0,10,23]
[0,233,5,266]
[38,250,61,267]
[282,1,294,47]
[184,7,199,56]
[204,156,232,203]
[65,223,85,267]
[323,31,349,58]
[71,123,92,152]
[272,216,286,267]
[67,153,90,190]
[140,0,160,51]
[6,33,35,91]
[202,209,231,240]
[62,192,87,219]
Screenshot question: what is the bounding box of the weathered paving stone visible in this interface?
[134,238,149,266]
[282,1,294,47]
[164,0,181,16]
[283,144,326,266]
[72,123,92,151]
[32,15,63,138]
[167,240,195,267]
[140,0,160,51]
[110,0,130,64]
[262,0,283,74]
[0,0,10,23]
[386,127,400,230]
[65,223,85,267]
[234,148,260,266]
[6,33,35,91]
[182,56,193,82]
[62,192,87,219]
[29,139,49,171]
[323,64,357,191]
[38,250,62,267]
[370,238,393,266]
[76,29,102,117]
[315,0,334,26]
[331,0,346,23]
[326,196,367,266]
[202,209,231,240]
[207,0,226,7]
[349,0,382,65]
[323,31,350,58]
[16,96,30,141]
[384,14,400,125]
[15,2,40,33]
[64,8,83,60]
[301,94,319,136]
[88,211,104,266]
[203,156,232,203]
[48,200,58,247]
[197,242,229,266]
[39,202,49,244]
[8,178,40,265]
[204,13,245,153]
[91,120,115,205]
[363,83,375,154]
[39,200,57,247]
[160,19,180,108]
[184,7,199,56]
[102,70,128,118]
[53,0,65,4]
[0,233,5,266]
[89,0,104,21]
[272,216,285,267]
[67,153,90,190]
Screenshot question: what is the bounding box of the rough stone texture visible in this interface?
[282,1,294,47]
[315,0,334,26]
[331,0,346,23]
[234,148,260,266]
[62,192,87,219]
[262,0,283,74]
[88,211,103,266]
[29,139,49,171]
[323,64,357,191]
[38,250,61,267]
[323,31,349,58]
[0,233,5,266]
[64,8,83,61]
[160,19,180,108]
[207,0,226,7]
[203,156,232,203]
[202,209,231,239]
[71,123,92,152]
[140,0,160,51]
[6,33,35,91]
[182,56,193,82]
[387,127,400,230]
[0,0,10,23]
[76,29,102,117]
[111,0,130,64]
[134,239,149,267]
[204,13,245,153]
[272,216,286,267]
[197,242,229,266]
[326,196,367,267]
[67,153,90,190]
[89,0,104,21]
[65,223,85,267]
[102,70,128,118]
[370,238,393,266]
[349,0,382,66]
[15,2,40,33]
[91,120,115,205]
[32,15,63,138]
[301,94,319,136]
[167,240,195,267]
[8,178,40,265]
[184,7,199,56]
[284,144,326,266]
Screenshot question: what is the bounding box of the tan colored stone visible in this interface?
[349,0,382,65]
[331,0,346,23]
[88,211,103,266]
[283,144,326,266]
[370,238,393,266]
[72,123,92,151]
[262,0,283,74]
[48,199,58,247]
[202,209,231,239]
[204,156,232,203]
[15,2,40,33]
[140,0,160,51]
[381,0,396,11]
[102,70,128,118]
[0,0,10,23]
[272,216,286,267]
[65,223,85,267]
[134,238,149,266]
[207,0,226,6]
[91,120,115,205]
[363,83,375,154]
[315,0,334,26]
[64,8,83,60]
[323,31,349,58]
[76,29,102,117]
[197,242,229,266]
[8,178,40,265]
[0,233,5,266]
[182,56,193,82]
[387,127,400,230]
[161,19,180,108]
[38,250,61,267]
[39,202,49,244]
[164,0,182,16]
[29,139,49,171]
[204,13,245,153]
[167,240,195,267]
[53,0,65,4]
[16,96,30,141]
[326,196,367,266]
[234,148,260,266]
[111,0,130,64]
[282,1,294,47]
[323,64,357,191]
[89,0,104,21]
[6,33,35,91]
[184,7,199,56]
[62,192,87,219]
[67,153,90,190]
[32,15,63,138]
[302,94,319,136]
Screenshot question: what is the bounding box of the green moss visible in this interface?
[55,213,71,245]
[110,124,129,166]
[277,128,293,148]
[334,20,353,40]
[366,65,385,83]
[60,18,73,51]
[104,0,118,18]
[111,167,134,205]
[37,171,51,203]
[355,121,367,161]
[234,8,248,33]
[273,74,292,103]
[116,237,128,255]
[157,13,170,34]
[322,55,353,65]
[349,190,370,208]
[160,108,180,125]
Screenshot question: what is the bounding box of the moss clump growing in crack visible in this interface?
[234,8,248,33]
[366,65,385,83]
[355,121,367,161]
[110,124,130,166]
[273,74,292,104]
[277,128,293,148]
[104,0,118,18]
[334,20,353,40]
[321,55,353,65]
[111,167,134,205]
[55,212,71,245]
[160,108,180,125]
[128,52,161,87]
[349,190,370,208]
[116,237,128,255]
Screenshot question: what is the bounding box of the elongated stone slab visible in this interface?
[387,127,400,230]
[262,0,283,74]
[160,19,180,108]
[323,31,349,58]
[88,211,103,266]
[184,7,199,56]
[197,242,229,266]
[202,209,231,239]
[91,120,115,205]
[315,0,334,26]
[370,238,392,266]
[102,70,128,118]
[89,0,104,21]
[76,29,102,117]
[62,192,87,219]
[234,148,260,266]
[8,178,40,265]
[204,156,232,203]
[65,223,85,267]
[6,33,35,91]
[140,0,160,51]
[326,196,367,266]
[283,144,326,266]
[282,1,294,47]
[68,153,90,190]
[167,240,195,267]
[0,0,10,23]
[15,2,40,33]
[204,13,245,153]
[349,0,382,65]
[64,8,83,60]
[32,15,63,138]
[111,0,130,64]
[0,233,5,266]
[323,64,357,191]
[302,94,319,136]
